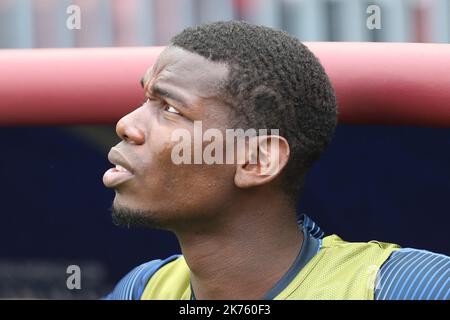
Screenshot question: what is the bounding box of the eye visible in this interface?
[163,103,181,115]
[144,97,182,116]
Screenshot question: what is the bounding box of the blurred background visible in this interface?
[0,0,449,299]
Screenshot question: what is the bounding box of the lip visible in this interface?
[103,148,135,188]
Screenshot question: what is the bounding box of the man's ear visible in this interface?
[234,135,290,188]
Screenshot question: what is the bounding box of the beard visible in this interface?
[110,200,217,233]
[111,203,166,229]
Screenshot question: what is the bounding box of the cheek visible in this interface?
[136,131,191,191]
[135,125,237,210]
[188,164,237,214]
[166,162,236,209]
[139,137,176,181]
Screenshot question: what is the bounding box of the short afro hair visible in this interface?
[171,21,337,200]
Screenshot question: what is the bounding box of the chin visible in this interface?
[112,192,145,211]
[110,199,173,230]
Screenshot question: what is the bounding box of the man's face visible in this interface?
[103,46,237,230]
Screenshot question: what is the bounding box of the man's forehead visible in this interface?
[143,46,229,92]
[143,65,155,83]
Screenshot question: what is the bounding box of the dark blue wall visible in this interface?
[1,125,449,297]
[299,124,450,254]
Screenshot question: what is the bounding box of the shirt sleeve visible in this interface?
[374,248,450,300]
[102,259,163,300]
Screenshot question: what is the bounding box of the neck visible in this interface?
[174,191,303,300]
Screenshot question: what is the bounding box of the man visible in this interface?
[103,21,448,300]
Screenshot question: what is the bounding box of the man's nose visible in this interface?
[115,111,145,145]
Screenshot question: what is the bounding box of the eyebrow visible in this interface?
[146,83,189,108]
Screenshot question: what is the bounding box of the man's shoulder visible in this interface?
[103,254,181,300]
[375,248,449,300]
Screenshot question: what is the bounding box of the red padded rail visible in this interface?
[0,43,449,127]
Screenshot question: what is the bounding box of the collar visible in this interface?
[191,214,324,300]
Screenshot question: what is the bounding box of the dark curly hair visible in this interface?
[171,21,337,200]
